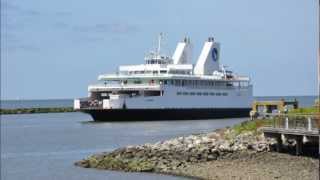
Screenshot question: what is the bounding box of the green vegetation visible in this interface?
[288,107,319,115]
[315,98,319,106]
[0,107,75,114]
[232,119,273,136]
[233,105,319,137]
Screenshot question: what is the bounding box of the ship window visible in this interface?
[144,91,161,97]
[222,92,228,96]
[216,92,222,96]
[160,70,167,74]
[183,92,189,95]
[176,80,181,86]
[101,93,108,97]
[190,92,195,96]
[196,92,202,96]
[203,92,209,96]
[133,80,142,84]
[177,92,182,95]
[210,92,215,96]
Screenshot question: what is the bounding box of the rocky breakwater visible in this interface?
[75,127,276,174]
[0,107,75,114]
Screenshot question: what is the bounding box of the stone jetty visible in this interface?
[75,127,276,173]
[0,107,75,114]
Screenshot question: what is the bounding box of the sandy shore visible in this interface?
[169,152,318,180]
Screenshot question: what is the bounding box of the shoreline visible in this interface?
[75,119,319,179]
[0,107,75,115]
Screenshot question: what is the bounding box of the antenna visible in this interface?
[157,32,163,55]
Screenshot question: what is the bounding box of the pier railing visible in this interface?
[263,114,319,132]
[261,113,319,155]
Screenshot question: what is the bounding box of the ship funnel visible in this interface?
[172,37,192,64]
[194,37,220,75]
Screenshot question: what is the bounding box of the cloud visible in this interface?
[73,23,139,34]
[54,11,73,17]
[2,44,40,53]
[1,1,20,11]
[71,36,106,44]
[1,1,41,17]
[1,32,20,43]
[53,22,70,29]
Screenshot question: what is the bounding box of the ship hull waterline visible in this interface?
[80,108,251,121]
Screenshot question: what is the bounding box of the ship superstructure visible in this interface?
[74,34,253,121]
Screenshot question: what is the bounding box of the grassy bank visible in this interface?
[288,106,319,115]
[0,107,75,114]
[231,119,272,135]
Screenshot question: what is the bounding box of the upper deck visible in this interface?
[89,73,250,92]
[98,73,250,82]
[89,35,251,92]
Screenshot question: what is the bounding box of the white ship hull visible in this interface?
[75,85,253,121]
[122,86,252,109]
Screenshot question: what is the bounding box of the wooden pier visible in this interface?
[261,114,319,155]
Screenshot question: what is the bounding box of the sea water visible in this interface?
[1,112,248,180]
[1,96,317,180]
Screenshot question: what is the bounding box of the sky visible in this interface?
[1,0,318,100]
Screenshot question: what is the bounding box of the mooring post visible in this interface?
[295,135,303,156]
[285,117,289,129]
[276,135,282,152]
[307,117,312,131]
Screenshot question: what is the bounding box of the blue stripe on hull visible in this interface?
[81,108,251,121]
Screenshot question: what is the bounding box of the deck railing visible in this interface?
[88,84,161,91]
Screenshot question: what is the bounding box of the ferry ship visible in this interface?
[74,34,253,121]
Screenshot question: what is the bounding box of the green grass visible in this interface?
[231,105,319,136]
[288,107,319,115]
[232,119,273,135]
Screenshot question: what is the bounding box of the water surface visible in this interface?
[1,112,247,180]
[1,95,316,109]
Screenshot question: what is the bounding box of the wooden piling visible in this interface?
[295,136,303,156]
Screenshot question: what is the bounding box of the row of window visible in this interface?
[104,79,249,88]
[163,79,234,87]
[176,91,228,96]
